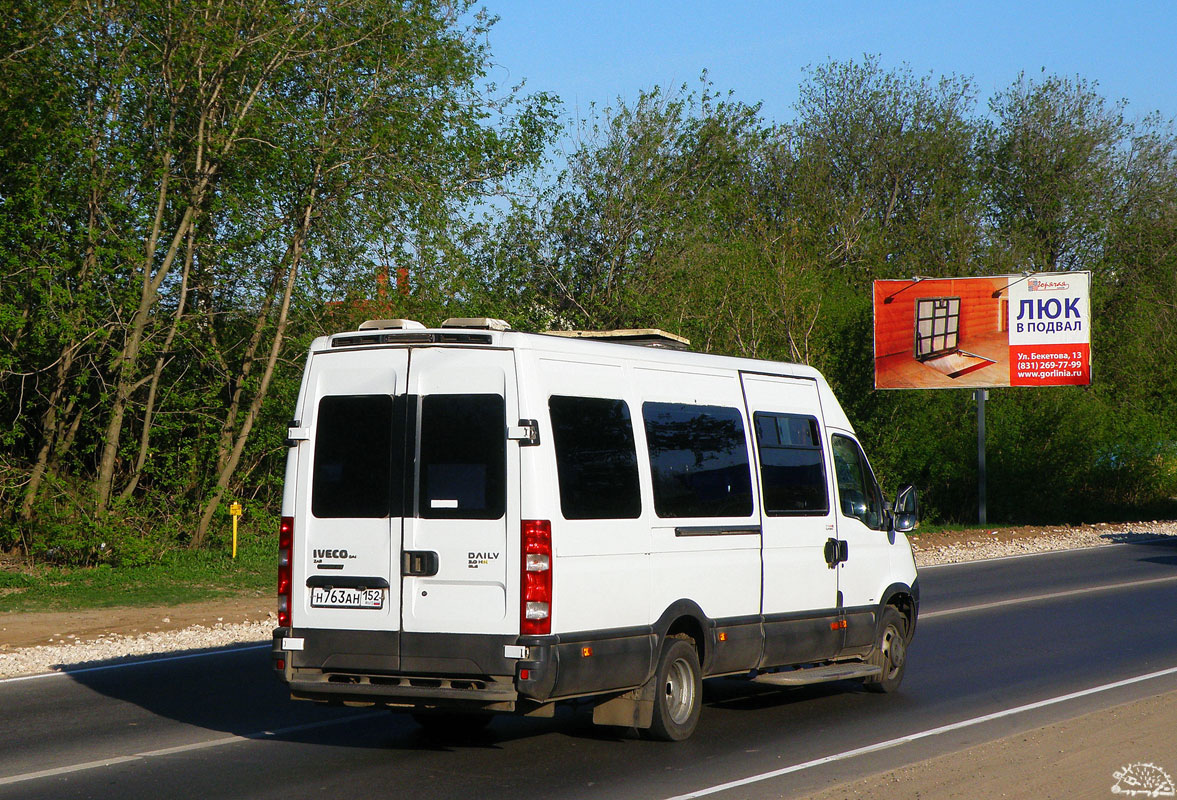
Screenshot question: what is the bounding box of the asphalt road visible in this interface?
[3,537,1177,800]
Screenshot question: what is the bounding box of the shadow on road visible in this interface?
[1103,533,1177,567]
[60,642,889,753]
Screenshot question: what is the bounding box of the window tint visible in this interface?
[754,413,829,516]
[418,394,505,519]
[549,396,641,520]
[312,395,398,518]
[643,402,753,518]
[831,435,884,529]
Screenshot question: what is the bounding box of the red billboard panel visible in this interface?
[873,272,1091,390]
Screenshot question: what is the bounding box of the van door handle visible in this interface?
[824,538,848,567]
[403,550,439,576]
[306,575,390,589]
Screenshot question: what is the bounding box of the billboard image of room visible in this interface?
[873,272,1091,389]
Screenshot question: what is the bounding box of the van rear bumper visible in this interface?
[271,626,652,709]
[273,627,526,707]
[287,673,519,706]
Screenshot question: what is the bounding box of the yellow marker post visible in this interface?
[229,502,243,559]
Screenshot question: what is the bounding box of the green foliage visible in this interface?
[983,73,1127,273]
[3,24,1176,557]
[792,56,984,280]
[0,526,274,612]
[1,0,556,560]
[4,474,196,567]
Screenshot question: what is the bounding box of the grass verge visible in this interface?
[0,533,273,614]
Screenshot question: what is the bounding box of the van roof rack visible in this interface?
[441,317,512,331]
[358,319,425,331]
[545,328,691,351]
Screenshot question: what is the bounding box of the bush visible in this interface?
[13,477,191,567]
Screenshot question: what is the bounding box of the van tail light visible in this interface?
[521,520,552,635]
[278,516,293,627]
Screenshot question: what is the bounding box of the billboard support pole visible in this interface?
[975,389,988,525]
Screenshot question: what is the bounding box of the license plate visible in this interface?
[310,586,384,609]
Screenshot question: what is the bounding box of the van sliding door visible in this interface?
[740,373,843,666]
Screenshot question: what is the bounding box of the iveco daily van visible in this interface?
[272,318,920,741]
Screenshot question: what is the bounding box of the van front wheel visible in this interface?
[645,636,702,741]
[863,606,908,693]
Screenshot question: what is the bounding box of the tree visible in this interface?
[791,56,984,283]
[983,73,1127,274]
[0,0,556,558]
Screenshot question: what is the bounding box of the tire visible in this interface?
[411,711,493,740]
[863,606,908,694]
[645,636,702,741]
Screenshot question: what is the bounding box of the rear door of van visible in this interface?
[400,347,518,638]
[295,345,518,665]
[295,347,408,663]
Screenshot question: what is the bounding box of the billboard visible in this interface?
[873,272,1091,389]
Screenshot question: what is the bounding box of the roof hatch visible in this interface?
[441,317,512,331]
[358,319,425,331]
[545,328,691,351]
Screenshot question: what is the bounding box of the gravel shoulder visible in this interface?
[908,519,1177,565]
[0,596,275,678]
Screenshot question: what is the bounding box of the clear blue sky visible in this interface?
[481,1,1176,128]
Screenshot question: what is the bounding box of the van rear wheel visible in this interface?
[644,636,702,741]
[863,606,908,693]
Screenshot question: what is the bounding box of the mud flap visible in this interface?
[592,681,655,728]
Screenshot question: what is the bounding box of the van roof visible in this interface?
[312,321,851,432]
[319,323,821,379]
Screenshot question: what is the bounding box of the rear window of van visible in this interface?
[312,394,398,518]
[418,394,506,520]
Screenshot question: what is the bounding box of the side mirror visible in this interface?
[892,484,919,532]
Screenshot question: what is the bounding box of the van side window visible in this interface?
[312,395,397,518]
[549,396,642,520]
[418,394,505,520]
[831,434,884,530]
[643,402,753,518]
[753,413,829,516]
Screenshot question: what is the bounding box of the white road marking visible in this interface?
[0,643,271,684]
[0,712,385,786]
[922,574,1177,619]
[661,664,1177,800]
